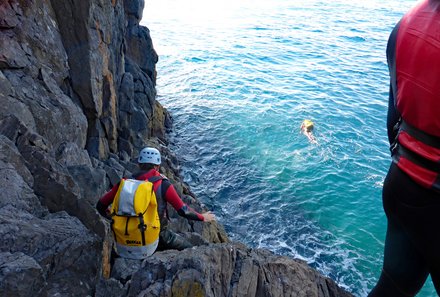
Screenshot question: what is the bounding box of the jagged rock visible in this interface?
[0,205,101,296]
[2,69,88,153]
[2,115,103,236]
[68,165,108,204]
[0,135,33,187]
[124,0,145,24]
[126,243,353,297]
[111,257,143,282]
[124,0,158,83]
[0,252,45,297]
[56,142,92,167]
[67,165,109,236]
[0,2,20,29]
[0,35,29,69]
[0,82,37,136]
[0,135,46,217]
[17,128,81,212]
[119,158,140,174]
[151,100,172,144]
[50,0,125,158]
[118,73,136,153]
[95,277,129,297]
[126,25,158,82]
[120,58,157,152]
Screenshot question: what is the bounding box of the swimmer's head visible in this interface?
[301,119,314,132]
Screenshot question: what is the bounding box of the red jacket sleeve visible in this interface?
[164,184,204,221]
[96,183,119,217]
[99,183,119,206]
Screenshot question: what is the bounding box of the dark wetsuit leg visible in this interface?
[157,229,193,251]
[369,213,428,297]
[432,267,440,294]
[369,163,440,297]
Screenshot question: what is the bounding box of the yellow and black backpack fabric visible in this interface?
[110,178,160,259]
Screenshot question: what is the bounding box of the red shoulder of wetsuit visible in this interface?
[396,0,440,137]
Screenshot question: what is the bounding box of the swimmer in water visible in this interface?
[300,120,317,144]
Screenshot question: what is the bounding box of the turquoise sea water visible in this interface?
[141,1,436,296]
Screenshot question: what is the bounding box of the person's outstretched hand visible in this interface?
[202,211,216,222]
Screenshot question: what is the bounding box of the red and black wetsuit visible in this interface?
[369,1,440,296]
[97,169,204,251]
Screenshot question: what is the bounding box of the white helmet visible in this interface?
[138,147,161,165]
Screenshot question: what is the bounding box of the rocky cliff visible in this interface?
[0,0,352,296]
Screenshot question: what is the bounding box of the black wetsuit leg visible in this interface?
[157,229,193,251]
[369,163,440,297]
[432,267,440,295]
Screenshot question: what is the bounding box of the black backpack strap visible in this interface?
[147,175,163,183]
[160,179,172,219]
[148,176,171,220]
[138,213,146,245]
[159,179,171,199]
[147,176,163,201]
[147,176,172,200]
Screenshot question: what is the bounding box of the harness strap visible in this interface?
[138,213,146,246]
[400,120,440,149]
[124,217,130,236]
[137,184,155,246]
[148,176,171,220]
[393,145,440,173]
[394,145,440,193]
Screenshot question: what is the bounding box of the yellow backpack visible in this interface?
[110,179,160,259]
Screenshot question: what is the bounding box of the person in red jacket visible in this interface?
[369,1,440,296]
[97,147,216,252]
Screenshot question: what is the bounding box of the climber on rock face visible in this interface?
[96,146,216,255]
